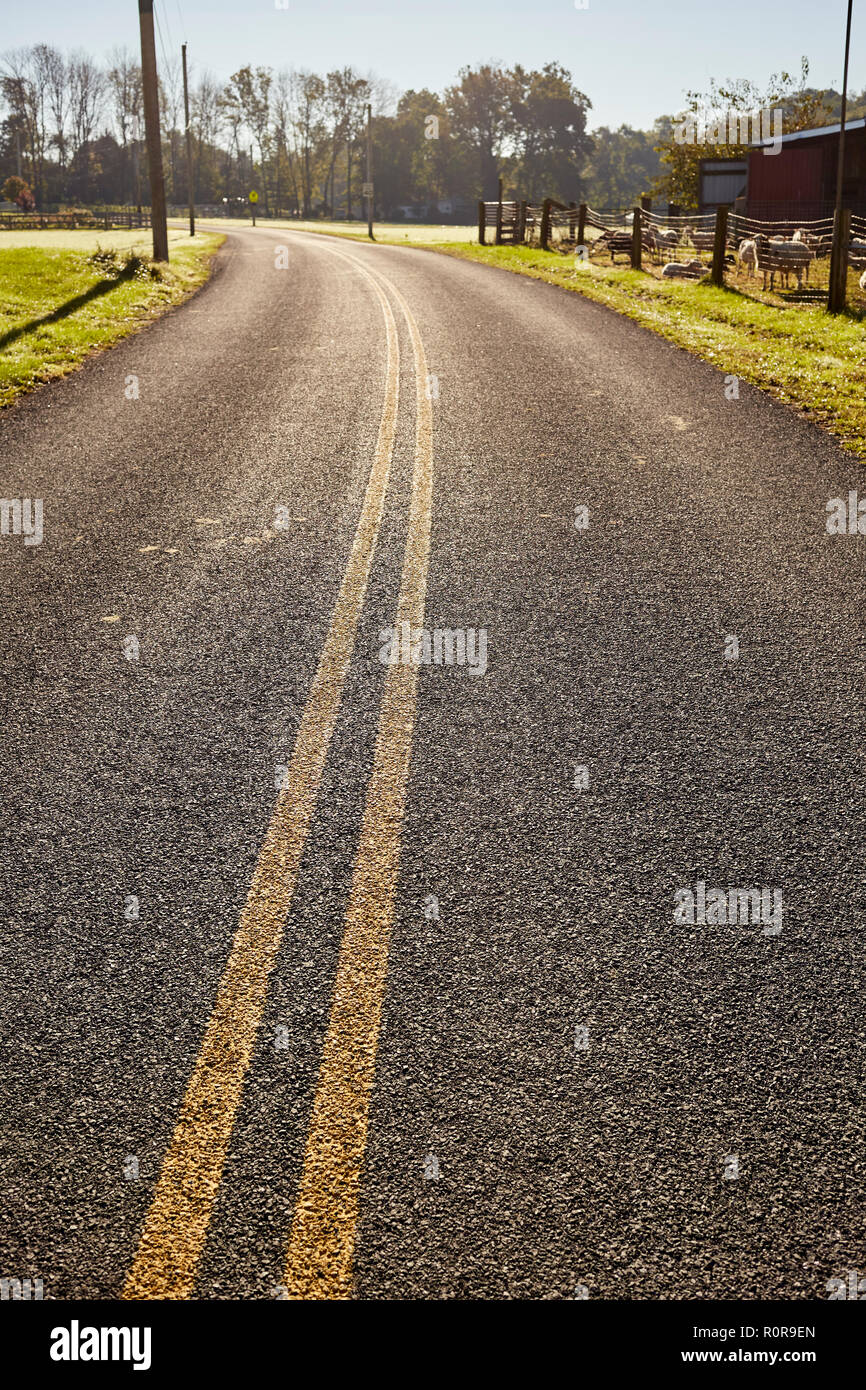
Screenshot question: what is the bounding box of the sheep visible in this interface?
[648,226,679,250]
[661,258,705,279]
[860,269,866,291]
[753,233,813,290]
[737,238,758,276]
[599,229,634,263]
[684,225,716,252]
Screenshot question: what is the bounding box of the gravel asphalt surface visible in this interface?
[1,224,864,1300]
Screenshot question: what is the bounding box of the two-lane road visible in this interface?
[1,225,863,1299]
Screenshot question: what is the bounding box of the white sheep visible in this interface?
[737,238,758,276]
[683,225,715,253]
[860,269,866,291]
[661,258,705,279]
[754,234,812,290]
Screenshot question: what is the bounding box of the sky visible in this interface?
[2,0,862,131]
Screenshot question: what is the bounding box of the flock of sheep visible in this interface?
[735,229,866,291]
[638,222,866,291]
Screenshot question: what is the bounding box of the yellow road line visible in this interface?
[123,255,401,1301]
[282,255,434,1299]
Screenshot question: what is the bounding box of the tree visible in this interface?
[1,48,48,206]
[2,173,35,209]
[67,50,104,203]
[107,49,142,206]
[510,62,592,201]
[222,65,272,208]
[446,64,513,200]
[654,58,831,208]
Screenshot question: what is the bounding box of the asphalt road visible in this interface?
[1,225,864,1301]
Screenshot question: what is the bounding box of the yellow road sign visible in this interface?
[249,190,259,203]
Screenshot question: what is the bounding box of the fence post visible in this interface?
[828,207,851,313]
[540,198,552,251]
[711,205,728,286]
[641,195,652,212]
[631,205,642,269]
[478,200,486,245]
[518,200,527,243]
[577,202,587,248]
[495,177,503,245]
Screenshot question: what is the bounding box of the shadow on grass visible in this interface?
[0,266,139,351]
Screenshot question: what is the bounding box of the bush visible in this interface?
[86,247,162,281]
[2,176,36,211]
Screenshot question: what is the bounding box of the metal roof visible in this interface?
[753,117,866,148]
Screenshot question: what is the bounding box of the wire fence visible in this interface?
[480,198,866,313]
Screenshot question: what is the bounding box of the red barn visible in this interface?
[746,118,866,220]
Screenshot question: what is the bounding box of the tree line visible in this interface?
[0,49,597,216]
[1,45,861,217]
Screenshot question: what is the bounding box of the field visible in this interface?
[0,228,223,407]
[185,215,478,244]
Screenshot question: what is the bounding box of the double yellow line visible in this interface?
[123,245,433,1301]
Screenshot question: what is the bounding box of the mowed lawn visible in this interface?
[186,215,478,245]
[0,228,223,407]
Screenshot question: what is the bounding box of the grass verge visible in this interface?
[0,228,223,407]
[408,242,866,460]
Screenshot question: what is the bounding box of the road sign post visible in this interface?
[365,103,374,240]
[249,189,258,227]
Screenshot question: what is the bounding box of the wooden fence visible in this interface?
[477,193,864,313]
[0,208,152,231]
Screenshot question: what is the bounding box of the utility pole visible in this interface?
[182,42,195,237]
[365,102,374,240]
[138,0,169,262]
[829,0,854,312]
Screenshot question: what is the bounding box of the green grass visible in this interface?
[0,228,223,407]
[185,215,478,245]
[410,242,866,460]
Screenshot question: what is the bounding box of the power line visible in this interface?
[173,0,188,46]
[153,2,172,83]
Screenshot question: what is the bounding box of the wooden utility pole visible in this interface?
[138,0,169,261]
[182,43,195,236]
[365,103,374,240]
[829,0,854,312]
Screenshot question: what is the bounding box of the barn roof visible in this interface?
[752,117,866,148]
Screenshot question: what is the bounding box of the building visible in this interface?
[699,159,748,213]
[746,118,866,220]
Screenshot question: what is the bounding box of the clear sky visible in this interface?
[2,0,861,131]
